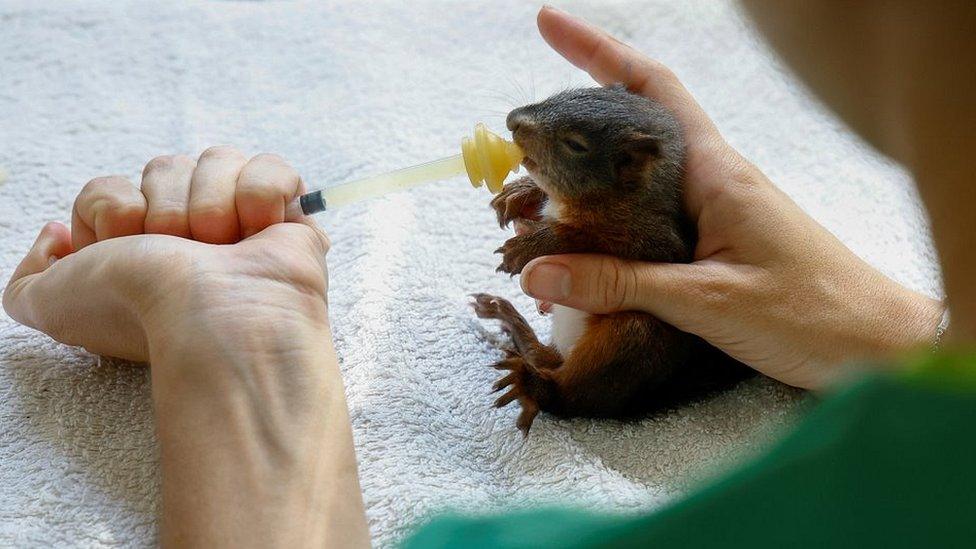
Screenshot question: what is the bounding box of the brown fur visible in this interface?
[473,86,753,436]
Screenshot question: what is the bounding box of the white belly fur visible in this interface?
[550,304,590,356]
[540,195,589,355]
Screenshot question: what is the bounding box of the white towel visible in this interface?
[0,1,941,546]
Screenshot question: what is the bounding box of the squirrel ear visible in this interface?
[614,134,660,183]
[618,134,660,164]
[625,135,660,158]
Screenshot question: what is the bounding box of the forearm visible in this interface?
[148,301,368,548]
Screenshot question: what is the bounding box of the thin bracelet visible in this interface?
[933,308,951,351]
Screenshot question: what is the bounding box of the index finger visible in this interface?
[536,6,719,142]
[236,153,306,239]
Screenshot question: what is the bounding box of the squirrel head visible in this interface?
[506,85,684,209]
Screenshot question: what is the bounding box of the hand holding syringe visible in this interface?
[285,124,524,218]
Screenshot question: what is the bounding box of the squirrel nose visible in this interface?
[506,108,532,133]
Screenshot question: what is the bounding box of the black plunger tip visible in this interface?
[299,190,327,215]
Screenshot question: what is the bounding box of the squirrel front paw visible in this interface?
[494,233,541,275]
[470,293,521,326]
[489,176,545,229]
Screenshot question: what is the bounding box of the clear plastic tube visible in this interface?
[287,124,523,218]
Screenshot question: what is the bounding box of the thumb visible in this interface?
[519,254,703,322]
[3,222,74,328]
[245,218,331,257]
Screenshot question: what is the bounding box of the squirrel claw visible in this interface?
[490,176,545,230]
[494,388,518,408]
[517,402,540,437]
[492,372,518,392]
[487,354,543,435]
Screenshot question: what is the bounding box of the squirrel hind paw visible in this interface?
[489,354,550,436]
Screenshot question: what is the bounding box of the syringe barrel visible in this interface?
[285,124,522,217]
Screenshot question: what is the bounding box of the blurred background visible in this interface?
[0,1,940,547]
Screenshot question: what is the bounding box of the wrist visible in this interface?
[147,298,332,382]
[876,286,944,354]
[143,271,336,422]
[793,268,944,390]
[845,276,944,364]
[141,266,331,364]
[144,276,363,547]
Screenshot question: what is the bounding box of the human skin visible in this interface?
[519,6,945,389]
[3,4,970,546]
[739,0,976,345]
[3,149,370,547]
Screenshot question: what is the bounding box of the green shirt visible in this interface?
[405,352,976,548]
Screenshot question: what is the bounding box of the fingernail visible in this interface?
[522,262,571,301]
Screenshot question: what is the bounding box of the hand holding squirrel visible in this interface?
[519,7,944,390]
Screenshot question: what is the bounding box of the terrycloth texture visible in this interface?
[0,1,941,547]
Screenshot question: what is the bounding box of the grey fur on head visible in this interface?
[506,84,684,212]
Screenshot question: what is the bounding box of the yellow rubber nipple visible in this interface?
[461,123,524,194]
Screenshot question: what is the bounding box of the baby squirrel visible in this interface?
[472,85,753,435]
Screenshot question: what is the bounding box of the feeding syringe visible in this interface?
[286,123,524,218]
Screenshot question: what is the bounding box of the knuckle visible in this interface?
[595,257,634,311]
[42,221,62,234]
[142,154,194,179]
[250,152,287,166]
[199,145,242,161]
[239,178,299,204]
[239,154,301,197]
[629,58,678,93]
[82,175,127,194]
[143,155,177,177]
[722,148,761,186]
[254,153,298,176]
[691,269,734,312]
[647,60,677,83]
[78,177,133,216]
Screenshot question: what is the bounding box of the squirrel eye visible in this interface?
[562,137,589,154]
